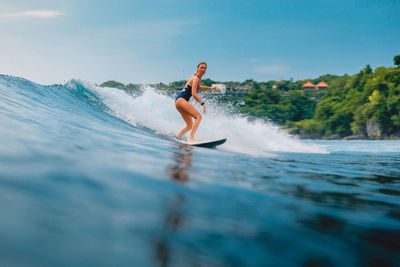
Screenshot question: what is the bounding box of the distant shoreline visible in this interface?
[289,130,400,141]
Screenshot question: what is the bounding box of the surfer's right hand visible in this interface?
[202,104,206,114]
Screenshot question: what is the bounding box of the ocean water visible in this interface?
[0,74,399,267]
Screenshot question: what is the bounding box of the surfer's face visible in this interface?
[197,64,207,75]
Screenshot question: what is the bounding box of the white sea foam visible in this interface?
[82,82,327,155]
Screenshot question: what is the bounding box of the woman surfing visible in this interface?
[175,62,218,143]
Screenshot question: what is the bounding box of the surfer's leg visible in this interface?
[175,98,193,139]
[176,111,193,139]
[175,99,201,142]
[188,112,202,143]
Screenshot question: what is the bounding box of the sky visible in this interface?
[0,0,399,85]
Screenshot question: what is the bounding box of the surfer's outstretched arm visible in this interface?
[199,85,218,91]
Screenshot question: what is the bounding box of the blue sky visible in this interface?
[0,0,399,84]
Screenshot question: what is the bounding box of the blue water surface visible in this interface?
[0,74,399,266]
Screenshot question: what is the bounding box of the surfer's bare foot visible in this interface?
[188,138,199,143]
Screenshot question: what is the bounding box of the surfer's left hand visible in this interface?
[202,104,206,114]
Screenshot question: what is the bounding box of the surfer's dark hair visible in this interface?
[194,62,207,75]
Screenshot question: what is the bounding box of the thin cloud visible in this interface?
[254,64,288,75]
[0,10,62,19]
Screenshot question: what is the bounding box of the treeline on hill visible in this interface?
[100,56,400,139]
[99,80,142,96]
[292,65,400,139]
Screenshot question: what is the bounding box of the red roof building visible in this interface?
[316,82,328,90]
[302,82,315,89]
[316,82,328,88]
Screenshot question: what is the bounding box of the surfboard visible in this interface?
[176,138,227,148]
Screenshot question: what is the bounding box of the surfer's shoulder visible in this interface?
[187,75,199,87]
[191,76,200,85]
[191,75,200,82]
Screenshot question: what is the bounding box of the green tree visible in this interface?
[100,80,124,89]
[288,91,316,121]
[394,55,400,67]
[168,80,186,90]
[201,78,217,87]
[124,83,142,96]
[363,64,373,74]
